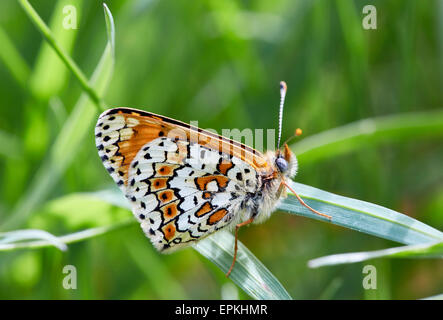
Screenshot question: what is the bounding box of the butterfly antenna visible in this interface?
[281,128,303,147]
[277,81,287,149]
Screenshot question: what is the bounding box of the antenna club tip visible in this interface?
[295,128,302,136]
[279,81,287,92]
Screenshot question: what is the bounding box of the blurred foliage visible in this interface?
[0,0,442,299]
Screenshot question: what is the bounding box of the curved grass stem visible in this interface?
[17,0,105,110]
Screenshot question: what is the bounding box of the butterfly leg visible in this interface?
[226,217,255,278]
[282,180,332,220]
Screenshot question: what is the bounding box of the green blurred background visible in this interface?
[0,0,442,299]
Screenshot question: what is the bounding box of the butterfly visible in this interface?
[95,81,330,277]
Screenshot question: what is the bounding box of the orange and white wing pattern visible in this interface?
[95,108,273,252]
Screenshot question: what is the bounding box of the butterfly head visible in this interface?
[274,143,298,179]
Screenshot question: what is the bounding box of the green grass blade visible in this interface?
[0,229,67,251]
[103,3,115,56]
[308,241,443,268]
[0,26,30,88]
[194,231,292,300]
[0,220,133,252]
[17,0,103,108]
[28,0,83,100]
[50,44,113,164]
[2,7,115,230]
[280,181,443,245]
[293,110,443,164]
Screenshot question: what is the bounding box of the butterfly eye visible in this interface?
[275,157,288,173]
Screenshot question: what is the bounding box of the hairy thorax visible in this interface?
[242,148,298,225]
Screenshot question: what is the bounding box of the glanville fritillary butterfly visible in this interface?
[95,81,331,277]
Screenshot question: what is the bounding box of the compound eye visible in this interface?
[275,157,288,173]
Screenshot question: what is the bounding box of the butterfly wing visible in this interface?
[95,108,270,252]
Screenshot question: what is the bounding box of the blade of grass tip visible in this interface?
[0,229,67,251]
[308,241,443,268]
[17,0,104,109]
[0,26,30,88]
[103,3,115,56]
[0,219,134,252]
[292,110,443,164]
[90,189,292,300]
[2,7,116,230]
[421,293,443,300]
[278,181,443,245]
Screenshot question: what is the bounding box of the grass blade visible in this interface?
[293,110,443,164]
[0,220,133,252]
[0,229,67,251]
[2,5,116,230]
[280,181,443,245]
[194,231,292,300]
[28,0,83,100]
[17,0,104,108]
[103,3,115,56]
[0,26,30,88]
[308,241,443,268]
